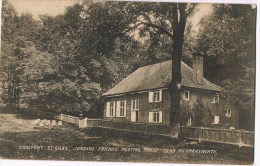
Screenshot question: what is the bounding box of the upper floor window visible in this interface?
[184,91,190,100]
[225,109,231,117]
[149,90,162,102]
[131,99,139,110]
[212,94,219,103]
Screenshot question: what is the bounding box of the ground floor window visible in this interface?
[116,100,126,117]
[149,111,162,123]
[187,117,192,126]
[131,99,139,110]
[106,101,115,117]
[212,116,220,124]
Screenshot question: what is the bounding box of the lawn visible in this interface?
[0,114,254,164]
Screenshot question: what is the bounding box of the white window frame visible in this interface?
[116,100,126,117]
[149,111,162,123]
[131,99,139,111]
[149,90,162,103]
[184,91,190,100]
[119,101,125,116]
[106,101,115,117]
[225,109,231,117]
[212,116,220,124]
[212,94,220,103]
[109,102,114,117]
[153,112,159,123]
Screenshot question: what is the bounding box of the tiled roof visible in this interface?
[103,60,222,96]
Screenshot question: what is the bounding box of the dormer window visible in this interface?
[212,94,219,103]
[184,91,190,100]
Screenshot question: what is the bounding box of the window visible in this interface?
[131,99,139,110]
[212,94,219,103]
[116,101,126,117]
[184,91,190,100]
[149,111,162,123]
[120,101,125,116]
[153,112,159,122]
[153,91,160,102]
[187,117,192,126]
[149,90,162,102]
[131,99,139,122]
[109,102,114,117]
[106,101,115,117]
[225,109,231,117]
[212,116,219,124]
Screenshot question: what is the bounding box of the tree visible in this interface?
[124,2,196,132]
[190,4,256,130]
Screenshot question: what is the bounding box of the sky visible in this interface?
[8,0,81,19]
[7,0,214,39]
[8,0,213,33]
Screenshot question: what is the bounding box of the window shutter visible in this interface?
[116,101,120,117]
[159,90,163,102]
[113,101,116,117]
[149,92,153,102]
[131,100,133,110]
[106,102,110,117]
[187,117,192,126]
[215,116,219,124]
[149,112,153,123]
[159,111,162,123]
[212,94,215,103]
[131,111,136,122]
[124,100,127,117]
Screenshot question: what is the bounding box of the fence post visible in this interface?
[60,114,64,121]
[79,117,87,128]
[199,127,203,143]
[238,130,243,148]
[126,122,129,131]
[110,121,113,131]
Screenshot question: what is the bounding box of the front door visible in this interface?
[131,110,139,122]
[135,111,139,122]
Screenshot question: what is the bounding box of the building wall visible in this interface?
[103,87,239,129]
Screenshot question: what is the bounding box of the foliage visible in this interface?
[188,4,256,130]
[193,100,214,127]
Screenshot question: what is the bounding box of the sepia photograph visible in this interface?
[0,0,257,165]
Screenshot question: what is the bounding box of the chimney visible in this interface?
[193,55,204,85]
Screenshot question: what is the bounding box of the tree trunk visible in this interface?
[169,3,187,138]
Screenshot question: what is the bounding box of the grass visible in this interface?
[0,114,254,164]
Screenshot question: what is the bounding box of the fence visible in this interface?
[57,114,79,125]
[56,114,254,148]
[180,126,254,147]
[86,119,171,136]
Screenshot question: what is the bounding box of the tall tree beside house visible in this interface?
[123,2,196,130]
